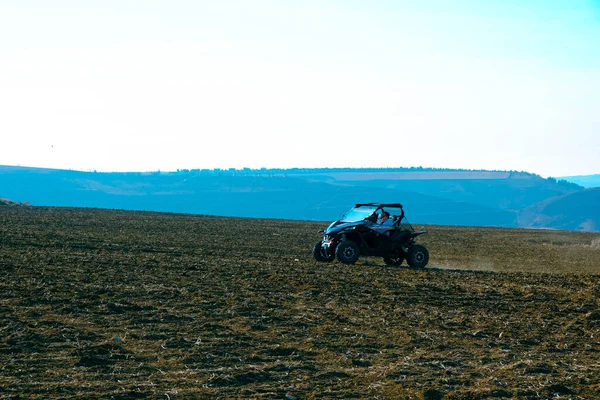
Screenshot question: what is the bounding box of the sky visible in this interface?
[1,0,599,177]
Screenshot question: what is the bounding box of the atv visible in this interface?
[313,203,429,268]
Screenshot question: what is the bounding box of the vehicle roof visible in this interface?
[355,203,403,209]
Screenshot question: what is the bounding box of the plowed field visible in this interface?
[1,206,599,399]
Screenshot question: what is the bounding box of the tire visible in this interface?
[313,240,335,262]
[407,245,429,269]
[383,255,404,267]
[335,240,360,264]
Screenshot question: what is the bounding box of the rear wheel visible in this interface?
[335,240,360,264]
[407,245,429,269]
[383,254,404,266]
[313,240,334,262]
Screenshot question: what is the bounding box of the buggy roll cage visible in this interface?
[355,203,404,218]
[355,203,403,209]
[354,203,420,231]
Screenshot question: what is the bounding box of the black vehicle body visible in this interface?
[313,203,429,268]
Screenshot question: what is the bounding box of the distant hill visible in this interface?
[559,174,600,188]
[278,169,581,210]
[518,188,600,231]
[1,165,595,230]
[0,197,21,206]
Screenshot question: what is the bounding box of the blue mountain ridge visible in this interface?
[559,174,600,188]
[1,165,596,231]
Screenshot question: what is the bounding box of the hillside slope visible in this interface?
[1,206,599,398]
[518,187,600,231]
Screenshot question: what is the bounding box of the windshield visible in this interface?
[340,206,378,222]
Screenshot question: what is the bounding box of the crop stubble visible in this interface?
[0,206,599,399]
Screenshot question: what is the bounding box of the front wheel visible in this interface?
[407,245,429,269]
[313,240,335,262]
[383,255,404,267]
[335,240,360,264]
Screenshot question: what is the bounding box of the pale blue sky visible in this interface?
[1,1,599,177]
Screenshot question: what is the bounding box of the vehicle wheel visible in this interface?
[313,240,335,262]
[335,240,360,264]
[407,245,429,269]
[383,255,404,266]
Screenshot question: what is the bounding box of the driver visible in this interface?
[378,211,392,225]
[371,211,394,235]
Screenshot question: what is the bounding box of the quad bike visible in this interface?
[313,203,429,268]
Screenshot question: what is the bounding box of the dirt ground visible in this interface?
[1,206,599,399]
